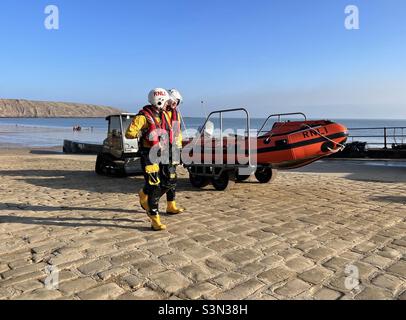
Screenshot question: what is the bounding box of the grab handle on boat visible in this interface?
[327,145,345,153]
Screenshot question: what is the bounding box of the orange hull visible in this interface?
[185,120,348,169]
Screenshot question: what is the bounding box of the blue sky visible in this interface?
[0,0,405,118]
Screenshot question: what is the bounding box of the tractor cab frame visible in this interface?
[95,113,143,177]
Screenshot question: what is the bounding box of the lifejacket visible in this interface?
[161,109,181,145]
[138,105,163,148]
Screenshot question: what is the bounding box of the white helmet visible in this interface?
[168,89,183,106]
[148,88,170,109]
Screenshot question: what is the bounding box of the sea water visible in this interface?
[0,117,405,148]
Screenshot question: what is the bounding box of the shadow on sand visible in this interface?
[1,203,141,215]
[0,169,206,194]
[369,196,406,204]
[0,202,150,230]
[0,214,152,231]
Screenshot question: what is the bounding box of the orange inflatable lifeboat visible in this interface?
[256,119,348,169]
[183,108,348,190]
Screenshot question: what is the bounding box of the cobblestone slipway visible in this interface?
[0,153,404,300]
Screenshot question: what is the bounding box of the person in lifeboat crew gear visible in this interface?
[159,89,185,215]
[125,88,171,231]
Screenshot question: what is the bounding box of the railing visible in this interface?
[258,112,307,136]
[348,127,406,149]
[195,107,252,167]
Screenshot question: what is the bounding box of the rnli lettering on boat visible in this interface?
[302,127,329,139]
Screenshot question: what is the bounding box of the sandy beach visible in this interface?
[0,148,405,300]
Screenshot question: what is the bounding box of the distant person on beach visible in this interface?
[125,88,172,231]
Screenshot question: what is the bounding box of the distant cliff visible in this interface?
[0,99,124,118]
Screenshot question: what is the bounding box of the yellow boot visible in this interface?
[139,189,149,211]
[166,201,185,215]
[148,214,166,231]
